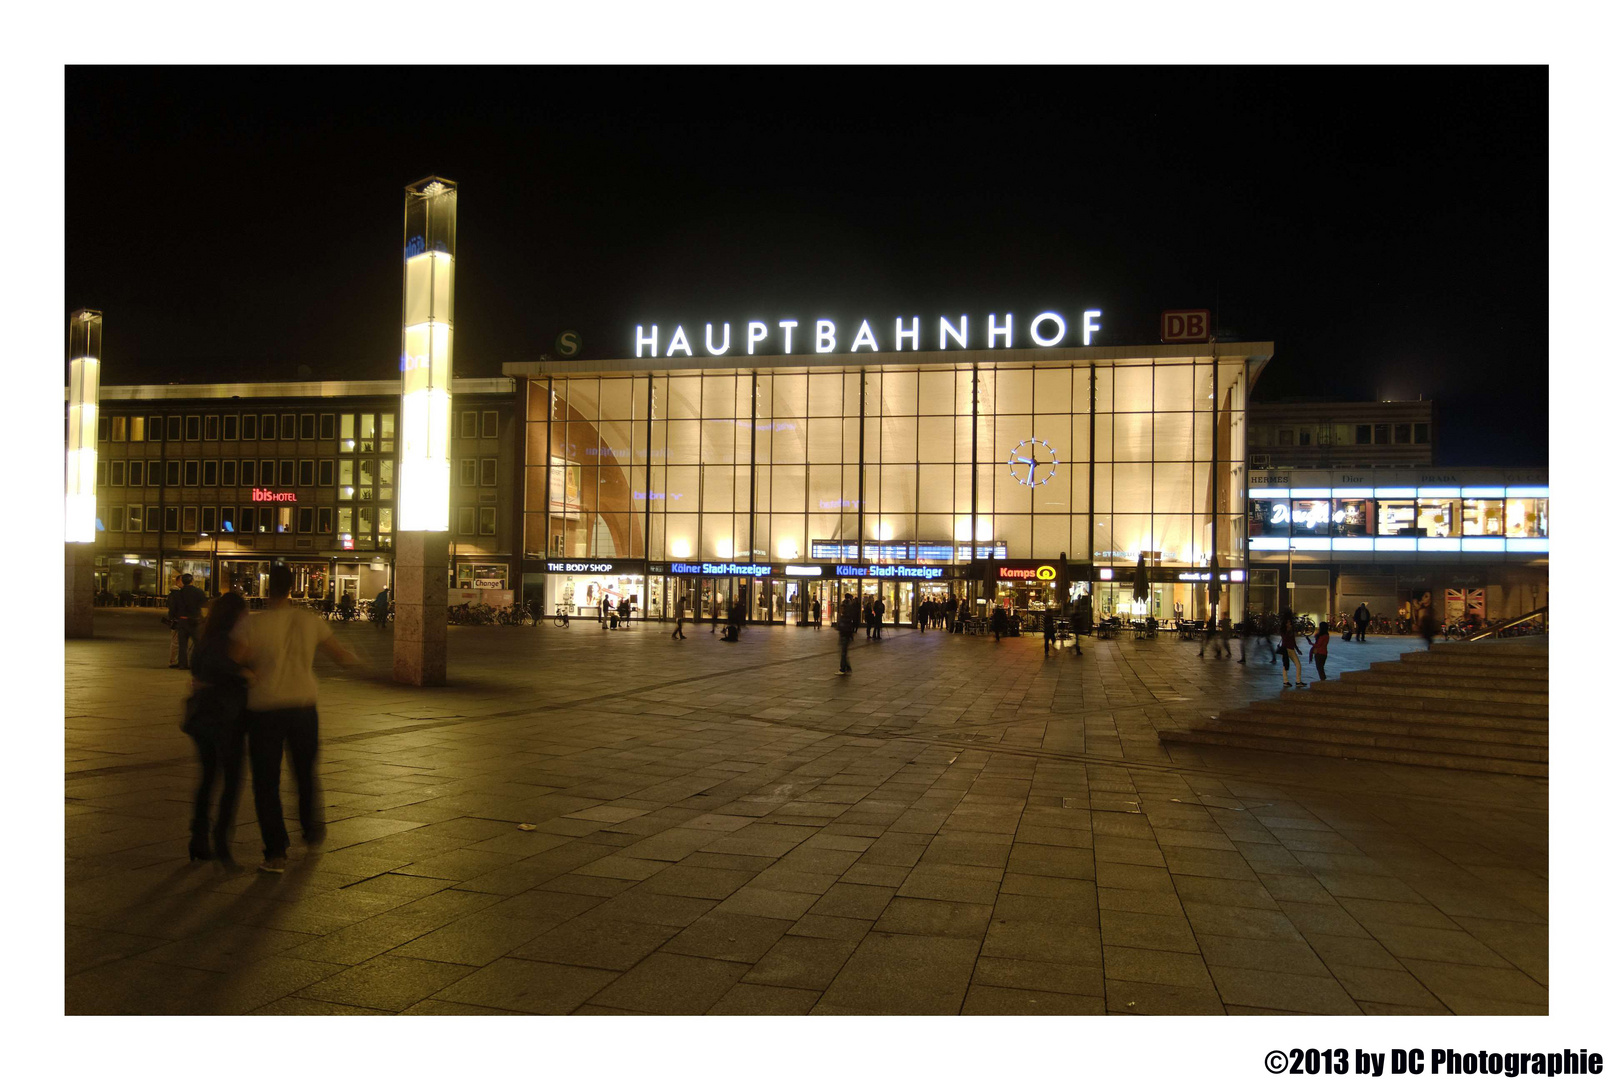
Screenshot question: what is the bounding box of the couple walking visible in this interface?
[183,564,358,872]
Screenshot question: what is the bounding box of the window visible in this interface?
[110,460,125,486]
[166,415,183,441]
[165,460,181,487]
[280,460,295,486]
[164,506,181,533]
[129,416,145,442]
[482,411,498,439]
[220,506,236,533]
[277,507,293,534]
[298,507,315,533]
[1414,422,1429,444]
[202,460,218,487]
[1373,423,1389,445]
[318,459,334,486]
[479,507,496,536]
[358,459,376,500]
[1289,499,1330,537]
[318,414,335,440]
[109,506,125,531]
[201,506,217,533]
[480,458,497,486]
[458,506,475,535]
[182,506,198,533]
[378,507,392,545]
[261,460,275,485]
[261,414,276,440]
[298,460,314,486]
[1277,429,1293,446]
[184,415,201,441]
[111,416,127,442]
[1298,430,1312,446]
[239,507,256,533]
[379,458,394,499]
[338,459,354,499]
[379,413,395,452]
[148,416,163,442]
[128,460,144,487]
[1331,497,1376,535]
[282,414,296,441]
[126,505,141,533]
[340,413,355,451]
[1463,499,1505,536]
[239,459,256,485]
[1417,499,1455,538]
[146,506,161,532]
[1506,498,1548,537]
[461,410,478,439]
[204,415,219,441]
[1377,501,1416,535]
[97,417,110,443]
[359,414,377,453]
[299,414,316,441]
[240,414,258,441]
[357,506,374,548]
[183,460,200,486]
[317,507,333,533]
[1394,423,1411,444]
[338,508,353,544]
[96,460,109,487]
[460,458,478,486]
[223,415,238,441]
[220,459,236,487]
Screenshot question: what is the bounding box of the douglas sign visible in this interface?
[633,309,1102,358]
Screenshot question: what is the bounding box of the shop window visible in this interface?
[166,415,183,441]
[277,506,294,534]
[461,410,478,439]
[317,507,333,533]
[280,460,295,486]
[318,459,334,486]
[480,458,497,486]
[479,507,497,536]
[126,505,141,532]
[1506,498,1547,537]
[1417,500,1455,537]
[1373,423,1389,445]
[298,459,315,486]
[460,458,477,486]
[130,417,145,442]
[318,414,335,440]
[1377,500,1416,535]
[241,414,258,441]
[239,459,256,485]
[148,415,163,442]
[379,413,395,453]
[223,415,238,441]
[298,507,315,533]
[204,416,219,441]
[220,459,236,487]
[299,414,316,441]
[109,460,124,486]
[129,460,145,487]
[1462,499,1505,536]
[1248,500,1290,537]
[339,413,355,451]
[482,411,499,439]
[261,414,277,440]
[1277,429,1293,446]
[165,460,181,487]
[1394,423,1411,444]
[96,460,108,487]
[111,416,127,442]
[202,460,218,487]
[183,460,200,487]
[109,506,125,531]
[220,506,235,532]
[379,459,393,500]
[359,414,377,453]
[182,506,198,533]
[282,414,296,440]
[201,506,217,533]
[97,417,110,444]
[185,416,201,441]
[358,459,376,500]
[1289,499,1331,537]
[1415,422,1429,444]
[146,506,161,532]
[164,506,180,533]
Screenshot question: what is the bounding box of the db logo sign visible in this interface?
[1161,310,1212,343]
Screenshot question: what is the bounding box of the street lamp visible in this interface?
[66,309,102,639]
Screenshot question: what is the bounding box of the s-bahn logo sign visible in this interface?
[633,310,1102,358]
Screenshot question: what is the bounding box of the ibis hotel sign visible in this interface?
[634,309,1102,358]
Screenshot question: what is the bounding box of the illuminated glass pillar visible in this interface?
[399,176,456,531]
[66,309,102,638]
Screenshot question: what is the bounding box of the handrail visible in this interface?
[1469,605,1548,641]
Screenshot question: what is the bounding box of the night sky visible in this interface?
[65,66,1546,466]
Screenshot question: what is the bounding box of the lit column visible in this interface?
[66,309,102,639]
[394,177,456,685]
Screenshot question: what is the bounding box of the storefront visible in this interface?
[537,558,649,619]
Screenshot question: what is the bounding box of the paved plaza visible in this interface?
[64,611,1547,1015]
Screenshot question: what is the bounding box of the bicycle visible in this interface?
[551,605,573,628]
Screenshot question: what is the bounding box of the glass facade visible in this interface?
[1248,486,1549,552]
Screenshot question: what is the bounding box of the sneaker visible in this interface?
[258,857,287,873]
[1296,682,1307,688]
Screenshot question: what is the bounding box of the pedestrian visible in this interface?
[619,596,632,629]
[1199,608,1229,658]
[836,592,859,674]
[672,602,687,640]
[181,590,250,866]
[1309,623,1330,681]
[1279,611,1307,688]
[1237,616,1257,664]
[1043,608,1057,656]
[990,604,1008,642]
[1353,602,1370,643]
[864,598,876,640]
[811,597,822,630]
[238,563,358,873]
[168,572,208,669]
[528,593,542,627]
[372,586,390,629]
[873,596,886,639]
[1418,597,1438,650]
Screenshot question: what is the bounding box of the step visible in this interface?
[1200,719,1547,762]
[1345,668,1548,694]
[1429,640,1550,658]
[1244,696,1549,726]
[1159,728,1548,778]
[1399,652,1550,674]
[1370,658,1550,681]
[1309,679,1547,707]
[1229,705,1548,744]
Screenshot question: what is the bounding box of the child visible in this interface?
[1308,623,1330,681]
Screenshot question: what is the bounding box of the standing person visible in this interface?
[1353,602,1370,643]
[169,573,208,669]
[1308,623,1331,681]
[1418,595,1439,650]
[619,595,632,629]
[811,597,822,630]
[836,593,860,675]
[1043,608,1058,656]
[864,597,876,640]
[873,596,886,640]
[1279,611,1307,688]
[372,586,390,629]
[990,604,1008,642]
[238,563,358,873]
[182,591,251,866]
[528,592,542,627]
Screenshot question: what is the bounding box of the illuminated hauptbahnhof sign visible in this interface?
[634,310,1103,358]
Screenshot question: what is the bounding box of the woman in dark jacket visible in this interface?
[183,591,250,865]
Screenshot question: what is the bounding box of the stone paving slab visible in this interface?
[64,610,1548,1014]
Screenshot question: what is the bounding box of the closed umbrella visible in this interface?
[1057,551,1070,616]
[1132,553,1149,607]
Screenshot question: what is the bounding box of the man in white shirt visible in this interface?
[236,564,358,873]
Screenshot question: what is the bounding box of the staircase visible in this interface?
[1159,638,1548,777]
